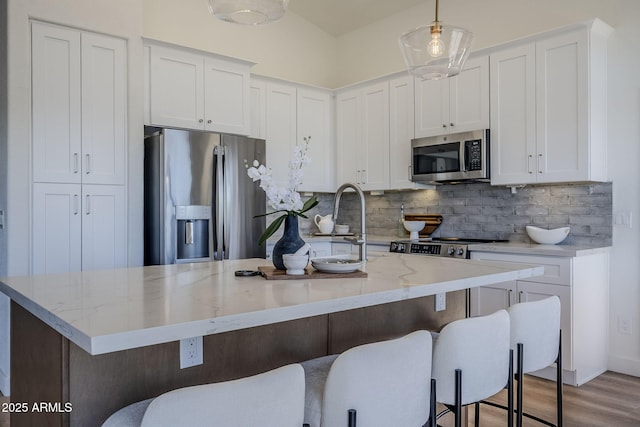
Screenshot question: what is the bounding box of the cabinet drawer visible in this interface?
[470,251,571,285]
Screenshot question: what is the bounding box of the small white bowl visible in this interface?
[334,224,350,234]
[526,226,570,245]
[282,254,309,275]
[403,220,425,240]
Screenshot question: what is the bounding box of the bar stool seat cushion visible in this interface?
[101,398,154,427]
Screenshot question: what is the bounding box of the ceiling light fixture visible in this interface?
[208,0,289,26]
[398,0,474,80]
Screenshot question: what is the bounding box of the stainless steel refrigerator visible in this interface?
[144,127,266,265]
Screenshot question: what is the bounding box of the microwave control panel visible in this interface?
[465,140,483,171]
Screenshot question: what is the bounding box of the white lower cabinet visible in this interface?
[470,250,609,386]
[33,183,126,274]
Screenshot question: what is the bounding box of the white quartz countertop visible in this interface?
[468,242,611,257]
[0,253,542,356]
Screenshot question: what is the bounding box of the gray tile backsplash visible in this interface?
[302,182,612,246]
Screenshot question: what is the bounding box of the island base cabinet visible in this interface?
[470,251,609,386]
[10,292,465,426]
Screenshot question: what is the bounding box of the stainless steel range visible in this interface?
[389,238,508,259]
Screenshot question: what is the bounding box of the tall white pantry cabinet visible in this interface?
[31,21,127,274]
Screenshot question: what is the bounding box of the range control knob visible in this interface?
[457,247,465,256]
[447,246,455,256]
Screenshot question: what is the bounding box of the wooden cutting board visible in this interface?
[258,266,367,280]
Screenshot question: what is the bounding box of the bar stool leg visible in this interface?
[348,409,356,427]
[430,378,437,427]
[454,369,462,427]
[516,343,524,427]
[557,330,563,427]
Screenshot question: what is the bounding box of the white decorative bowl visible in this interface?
[334,224,350,234]
[311,258,363,273]
[526,226,570,245]
[403,220,426,240]
[282,254,309,275]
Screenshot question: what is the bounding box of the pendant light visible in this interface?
[398,0,474,80]
[208,0,289,25]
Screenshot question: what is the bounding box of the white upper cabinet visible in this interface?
[336,81,390,191]
[389,75,419,190]
[31,21,128,274]
[415,55,489,138]
[258,77,334,192]
[265,81,297,186]
[297,88,334,192]
[32,22,126,185]
[490,44,537,185]
[490,20,612,186]
[81,32,127,185]
[148,44,251,135]
[249,79,266,139]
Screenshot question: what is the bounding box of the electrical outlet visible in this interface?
[180,336,203,369]
[618,316,632,335]
[435,292,446,312]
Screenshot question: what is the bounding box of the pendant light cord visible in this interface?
[434,0,440,23]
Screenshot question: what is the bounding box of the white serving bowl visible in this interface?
[282,254,309,275]
[334,224,350,234]
[311,258,362,273]
[526,226,570,245]
[403,220,425,240]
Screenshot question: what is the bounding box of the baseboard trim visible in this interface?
[608,355,640,377]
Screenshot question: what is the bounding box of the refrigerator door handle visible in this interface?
[214,145,225,260]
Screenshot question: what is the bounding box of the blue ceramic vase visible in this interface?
[272,215,305,270]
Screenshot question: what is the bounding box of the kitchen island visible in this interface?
[0,253,542,426]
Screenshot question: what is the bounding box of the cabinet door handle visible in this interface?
[73,195,79,215]
[538,153,543,174]
[73,153,79,174]
[408,165,412,181]
[442,124,447,128]
[85,195,91,215]
[356,170,361,184]
[185,220,194,245]
[508,289,513,306]
[85,154,91,175]
[527,154,533,174]
[207,119,212,124]
[450,123,455,127]
[361,169,367,184]
[199,119,204,123]
[519,290,524,303]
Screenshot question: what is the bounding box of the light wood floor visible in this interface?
[436,371,640,427]
[0,371,638,426]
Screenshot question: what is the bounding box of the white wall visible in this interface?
[142,0,338,88]
[334,0,618,88]
[606,0,640,376]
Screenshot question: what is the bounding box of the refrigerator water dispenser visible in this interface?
[176,205,211,262]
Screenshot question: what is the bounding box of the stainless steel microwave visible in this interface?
[411,129,490,183]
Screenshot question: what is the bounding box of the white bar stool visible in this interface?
[479,296,562,427]
[510,296,562,427]
[431,309,513,427]
[102,363,306,427]
[300,330,434,427]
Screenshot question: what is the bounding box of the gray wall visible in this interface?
[303,182,612,246]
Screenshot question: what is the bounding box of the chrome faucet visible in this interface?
[332,182,367,262]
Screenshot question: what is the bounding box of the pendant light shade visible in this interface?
[208,0,289,25]
[398,0,474,80]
